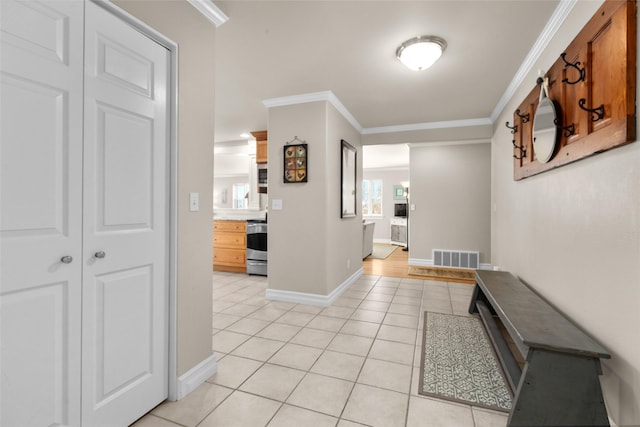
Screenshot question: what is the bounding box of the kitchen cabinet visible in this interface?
[213,220,246,272]
[390,218,407,247]
[252,130,268,164]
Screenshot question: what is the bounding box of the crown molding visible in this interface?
[408,138,491,149]
[186,0,229,27]
[490,0,578,122]
[263,91,363,133]
[362,117,492,135]
[263,92,494,136]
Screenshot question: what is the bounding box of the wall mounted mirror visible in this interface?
[532,79,559,163]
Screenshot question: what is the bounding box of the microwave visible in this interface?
[257,164,267,192]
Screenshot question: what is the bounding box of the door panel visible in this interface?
[95,265,153,404]
[1,282,70,426]
[97,103,154,230]
[0,1,84,426]
[82,2,169,426]
[1,74,68,236]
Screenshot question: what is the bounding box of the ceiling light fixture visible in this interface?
[396,35,447,71]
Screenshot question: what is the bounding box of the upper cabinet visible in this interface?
[252,130,268,164]
[511,0,636,180]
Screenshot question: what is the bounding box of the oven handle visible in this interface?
[247,223,267,233]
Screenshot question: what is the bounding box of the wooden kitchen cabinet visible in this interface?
[213,220,246,272]
[252,130,268,164]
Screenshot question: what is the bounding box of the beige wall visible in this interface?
[326,104,364,291]
[492,1,640,424]
[267,101,362,296]
[113,0,215,377]
[409,143,491,265]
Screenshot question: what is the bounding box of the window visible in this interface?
[232,183,250,209]
[362,179,383,216]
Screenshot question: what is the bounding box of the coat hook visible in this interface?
[512,139,526,158]
[560,53,585,85]
[578,98,604,122]
[554,118,575,138]
[515,109,530,123]
[505,121,518,134]
[562,123,575,137]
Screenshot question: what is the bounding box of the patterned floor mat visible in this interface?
[419,311,512,412]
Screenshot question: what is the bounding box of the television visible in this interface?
[394,203,407,218]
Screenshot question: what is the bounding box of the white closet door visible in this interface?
[81,2,170,426]
[0,1,84,426]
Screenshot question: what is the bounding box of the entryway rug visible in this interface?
[368,244,399,259]
[419,311,512,413]
[408,266,475,283]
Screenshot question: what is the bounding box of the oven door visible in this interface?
[246,222,267,261]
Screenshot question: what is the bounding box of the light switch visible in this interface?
[272,199,283,210]
[189,192,200,212]
[410,204,416,211]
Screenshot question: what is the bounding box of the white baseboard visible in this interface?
[175,353,218,400]
[373,238,391,244]
[265,267,363,307]
[408,257,433,266]
[408,258,491,270]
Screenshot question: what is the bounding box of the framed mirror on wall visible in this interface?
[341,139,357,218]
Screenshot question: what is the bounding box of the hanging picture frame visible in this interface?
[341,139,356,218]
[283,142,308,183]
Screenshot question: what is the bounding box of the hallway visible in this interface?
[132,272,505,427]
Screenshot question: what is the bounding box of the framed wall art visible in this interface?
[393,185,406,200]
[283,142,307,183]
[341,139,357,218]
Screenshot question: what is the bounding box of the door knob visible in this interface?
[94,251,106,259]
[60,256,73,264]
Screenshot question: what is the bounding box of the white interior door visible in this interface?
[81,2,170,426]
[0,1,84,426]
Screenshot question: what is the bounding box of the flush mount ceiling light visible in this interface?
[396,35,447,71]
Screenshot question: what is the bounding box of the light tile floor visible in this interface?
[132,272,508,427]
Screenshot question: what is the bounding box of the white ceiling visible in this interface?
[213,1,561,145]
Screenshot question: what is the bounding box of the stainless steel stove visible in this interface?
[246,219,267,276]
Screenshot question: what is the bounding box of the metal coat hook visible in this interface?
[554,118,575,138]
[560,53,585,85]
[578,98,605,122]
[562,124,576,137]
[505,121,518,134]
[515,109,530,123]
[512,139,526,159]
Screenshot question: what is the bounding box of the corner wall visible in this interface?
[491,1,640,424]
[113,0,215,377]
[267,101,362,299]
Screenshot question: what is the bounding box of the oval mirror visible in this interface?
[532,96,558,163]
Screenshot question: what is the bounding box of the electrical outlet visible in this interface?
[347,259,351,269]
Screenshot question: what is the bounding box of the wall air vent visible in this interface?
[433,249,479,270]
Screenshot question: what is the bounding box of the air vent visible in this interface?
[433,249,479,270]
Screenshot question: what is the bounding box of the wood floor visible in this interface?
[362,244,413,278]
[362,244,475,285]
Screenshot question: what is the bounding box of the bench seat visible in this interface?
[469,270,611,427]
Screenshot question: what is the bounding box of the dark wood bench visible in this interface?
[468,270,611,427]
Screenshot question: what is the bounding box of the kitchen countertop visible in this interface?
[213,209,267,221]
